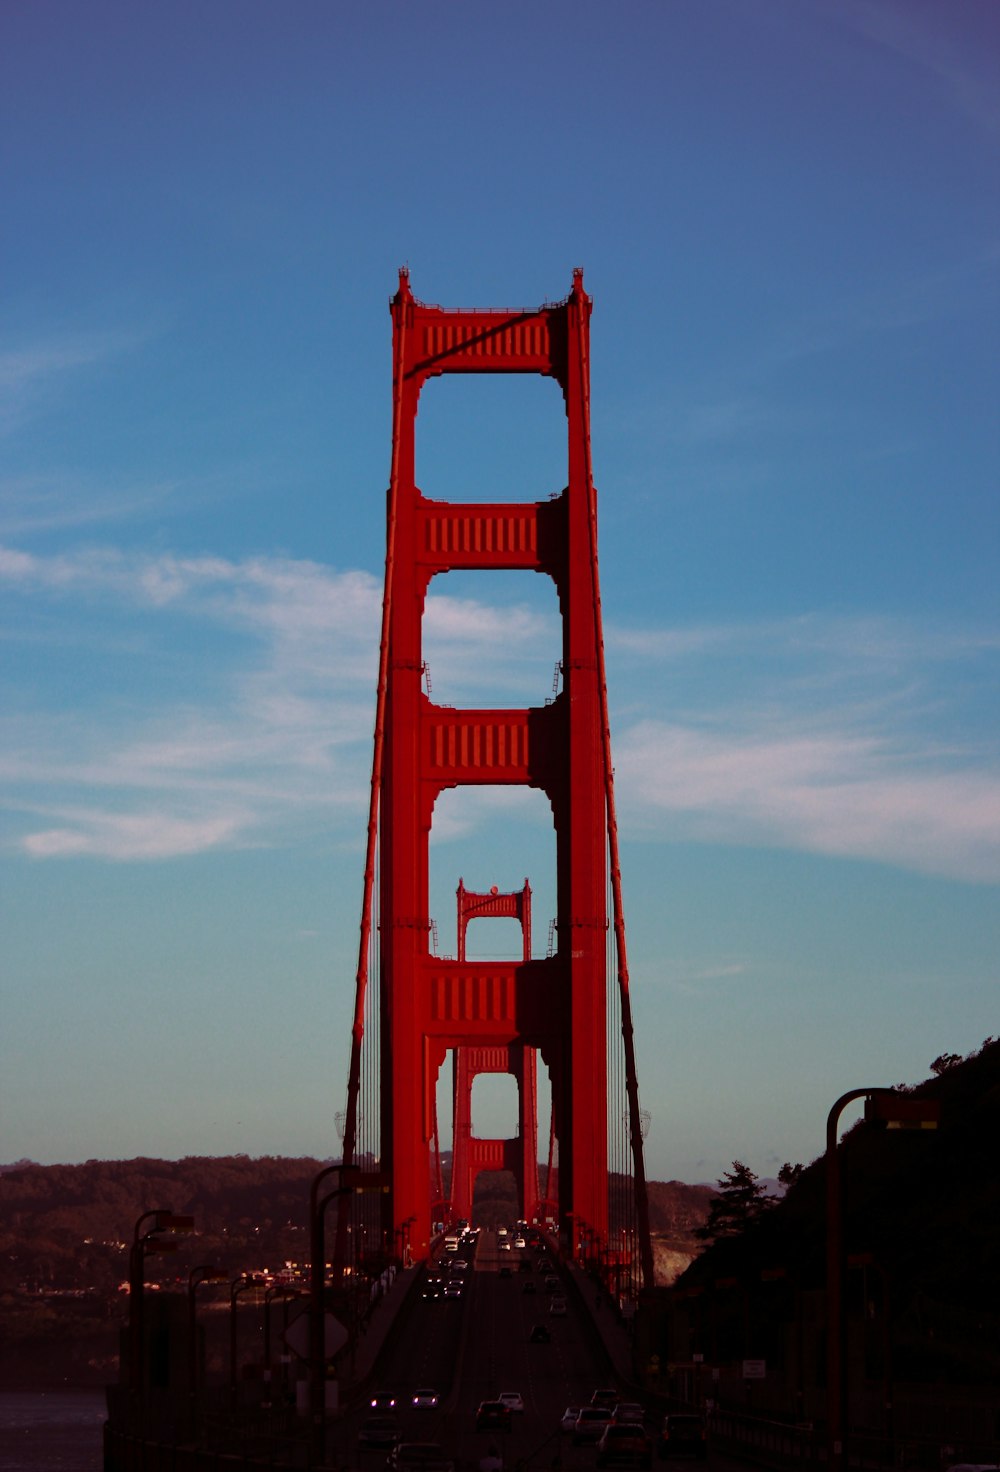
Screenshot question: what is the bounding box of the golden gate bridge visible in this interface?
[337,269,654,1294]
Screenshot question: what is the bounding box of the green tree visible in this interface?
[777,1161,804,1190]
[695,1161,771,1241]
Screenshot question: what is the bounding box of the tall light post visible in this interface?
[229,1273,263,1412]
[308,1164,387,1463]
[128,1210,193,1433]
[825,1088,939,1472]
[188,1265,226,1431]
[309,1164,346,1463]
[264,1285,300,1390]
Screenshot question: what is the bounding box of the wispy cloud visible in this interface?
[0,543,559,860]
[3,544,997,877]
[605,610,1000,884]
[835,0,1000,140]
[0,330,142,436]
[616,721,1000,885]
[0,473,203,539]
[22,808,249,861]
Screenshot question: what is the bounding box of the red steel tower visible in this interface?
[340,269,654,1288]
[377,268,610,1262]
[449,881,540,1223]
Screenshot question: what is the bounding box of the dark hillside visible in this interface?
[673,1038,1000,1385]
[0,1153,711,1383]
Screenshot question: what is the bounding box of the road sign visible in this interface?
[742,1359,766,1380]
[283,1309,348,1359]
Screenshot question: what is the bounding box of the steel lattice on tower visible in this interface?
[340,271,653,1290]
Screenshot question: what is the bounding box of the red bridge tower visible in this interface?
[449,880,540,1224]
[342,271,652,1284]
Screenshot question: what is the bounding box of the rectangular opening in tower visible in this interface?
[416,375,567,504]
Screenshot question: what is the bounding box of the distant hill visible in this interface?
[0,1153,712,1296]
[0,1153,712,1383]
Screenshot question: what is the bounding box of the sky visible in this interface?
[1,0,998,1190]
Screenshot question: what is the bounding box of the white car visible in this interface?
[412,1388,439,1409]
[561,1407,582,1434]
[499,1391,524,1413]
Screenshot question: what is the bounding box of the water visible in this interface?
[0,1390,106,1472]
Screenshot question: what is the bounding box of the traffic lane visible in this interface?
[346,1235,636,1468]
[343,1260,473,1460]
[446,1239,625,1466]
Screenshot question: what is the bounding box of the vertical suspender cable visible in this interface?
[341,281,408,1176]
[574,281,655,1295]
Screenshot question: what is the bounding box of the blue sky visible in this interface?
[2,0,997,1187]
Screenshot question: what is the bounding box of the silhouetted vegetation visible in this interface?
[673,1038,1000,1386]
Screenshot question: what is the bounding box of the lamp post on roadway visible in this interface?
[188,1265,226,1432]
[229,1273,263,1413]
[308,1164,387,1462]
[264,1284,300,1393]
[825,1087,939,1472]
[128,1209,194,1434]
[309,1164,344,1461]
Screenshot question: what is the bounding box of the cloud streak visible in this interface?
[3,543,997,878]
[0,330,144,436]
[617,721,1000,885]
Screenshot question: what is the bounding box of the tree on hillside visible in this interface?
[777,1161,804,1190]
[695,1160,771,1242]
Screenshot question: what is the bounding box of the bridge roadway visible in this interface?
[333,1230,750,1472]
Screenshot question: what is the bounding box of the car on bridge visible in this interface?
[411,1388,439,1409]
[658,1414,707,1460]
[498,1391,524,1414]
[560,1407,583,1434]
[591,1389,618,1407]
[528,1323,551,1343]
[573,1408,615,1444]
[387,1443,455,1472]
[612,1403,646,1424]
[358,1416,400,1449]
[475,1401,512,1432]
[597,1424,653,1468]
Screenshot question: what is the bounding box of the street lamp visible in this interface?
[308,1164,388,1462]
[825,1088,939,1472]
[188,1265,226,1429]
[230,1273,263,1412]
[128,1210,193,1433]
[264,1285,300,1383]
